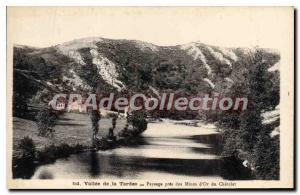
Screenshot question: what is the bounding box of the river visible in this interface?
[31,120,252,180]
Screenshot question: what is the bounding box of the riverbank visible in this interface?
[13,113,127,154]
[30,119,229,180]
[13,115,253,180]
[12,113,134,178]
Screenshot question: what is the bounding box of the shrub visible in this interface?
[36,109,57,137]
[13,137,37,179]
[38,143,81,163]
[13,93,28,118]
[216,50,280,180]
[18,136,36,160]
[253,131,280,179]
[118,123,132,137]
[128,110,148,135]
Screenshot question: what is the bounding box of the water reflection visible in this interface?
[30,121,252,180]
[37,170,54,179]
[89,152,100,177]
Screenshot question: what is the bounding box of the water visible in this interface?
[30,121,252,180]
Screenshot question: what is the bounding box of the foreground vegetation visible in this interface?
[12,112,148,178]
[211,50,280,180]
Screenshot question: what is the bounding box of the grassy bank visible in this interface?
[13,113,127,154]
[12,112,134,178]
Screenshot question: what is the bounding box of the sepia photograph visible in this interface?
[6,7,294,189]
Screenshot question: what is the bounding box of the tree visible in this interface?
[253,129,279,179]
[128,110,148,135]
[217,49,280,179]
[91,110,101,143]
[18,136,36,159]
[36,109,57,137]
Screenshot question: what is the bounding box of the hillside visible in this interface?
[13,37,280,118]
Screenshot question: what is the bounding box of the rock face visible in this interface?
[13,37,280,102]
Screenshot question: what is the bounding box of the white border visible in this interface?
[1,0,298,194]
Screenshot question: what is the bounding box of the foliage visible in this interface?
[127,110,148,135]
[37,143,85,163]
[90,110,101,142]
[217,49,280,180]
[18,136,36,160]
[252,129,280,180]
[13,93,28,118]
[35,109,58,137]
[132,111,148,132]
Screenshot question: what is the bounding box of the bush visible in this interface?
[18,136,36,159]
[37,143,83,163]
[128,110,148,135]
[13,137,37,179]
[216,50,280,180]
[36,109,57,137]
[13,93,28,118]
[253,131,280,179]
[118,123,132,137]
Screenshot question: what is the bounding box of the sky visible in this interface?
[7,7,293,50]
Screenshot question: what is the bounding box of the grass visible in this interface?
[13,112,127,157]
